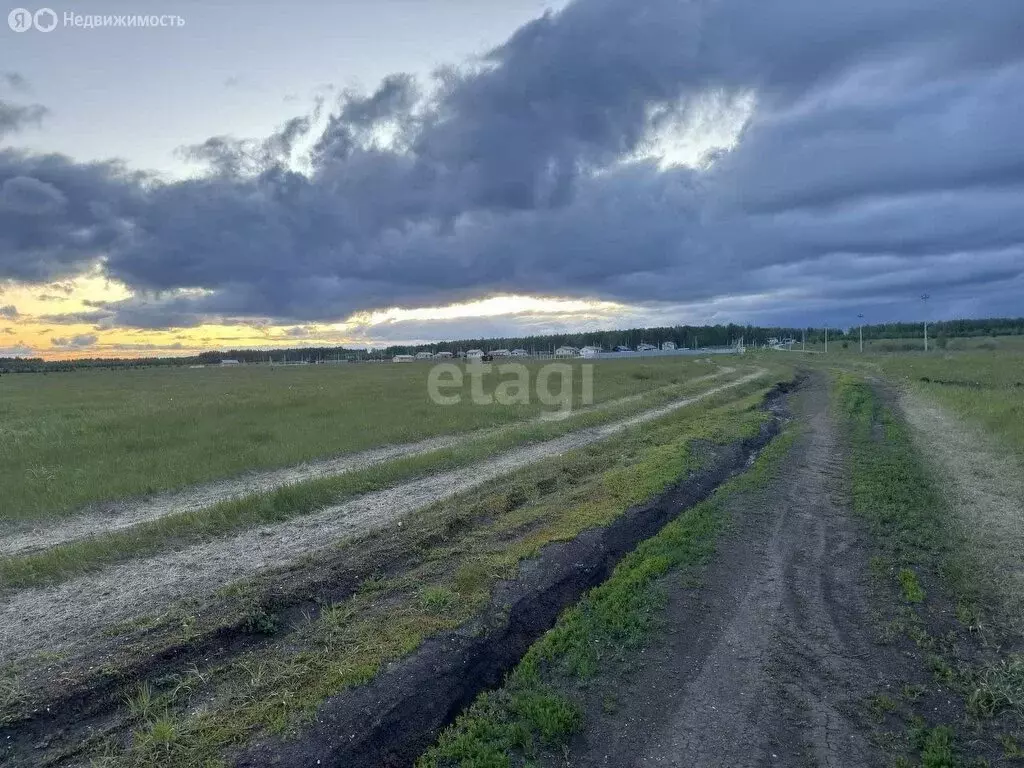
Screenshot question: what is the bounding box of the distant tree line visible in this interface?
[2,316,1021,373]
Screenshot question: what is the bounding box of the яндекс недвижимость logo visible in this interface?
[8,7,57,31]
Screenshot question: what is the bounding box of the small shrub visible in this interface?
[241,607,279,635]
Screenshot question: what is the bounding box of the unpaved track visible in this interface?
[560,373,909,767]
[899,388,1024,622]
[0,369,762,667]
[0,368,735,558]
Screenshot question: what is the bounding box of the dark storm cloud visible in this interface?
[2,73,30,93]
[2,0,1024,329]
[51,333,98,348]
[0,151,146,281]
[37,309,112,324]
[179,115,313,177]
[0,101,48,138]
[0,304,18,319]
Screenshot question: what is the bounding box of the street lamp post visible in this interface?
[858,313,864,353]
[921,294,931,351]
[824,324,828,354]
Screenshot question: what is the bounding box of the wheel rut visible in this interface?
[556,372,913,768]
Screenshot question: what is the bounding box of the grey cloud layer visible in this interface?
[2,0,1024,329]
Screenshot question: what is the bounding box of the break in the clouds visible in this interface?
[2,0,1024,333]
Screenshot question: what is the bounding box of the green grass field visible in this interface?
[872,353,1024,461]
[785,334,1024,355]
[761,344,1024,461]
[59,375,785,768]
[0,357,733,520]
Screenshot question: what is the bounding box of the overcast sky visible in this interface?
[2,0,1023,357]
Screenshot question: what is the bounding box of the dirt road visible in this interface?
[0,369,764,668]
[557,374,910,767]
[0,368,735,558]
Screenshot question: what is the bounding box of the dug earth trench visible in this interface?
[0,370,771,767]
[235,383,790,768]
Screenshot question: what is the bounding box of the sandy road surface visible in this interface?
[0,369,735,558]
[0,369,762,666]
[558,374,910,767]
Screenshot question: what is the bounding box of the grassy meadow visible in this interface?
[872,353,1024,461]
[759,342,1024,462]
[0,357,733,521]
[57,374,785,768]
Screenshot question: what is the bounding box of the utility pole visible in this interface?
[802,328,806,351]
[858,313,864,353]
[921,294,931,351]
[824,325,828,354]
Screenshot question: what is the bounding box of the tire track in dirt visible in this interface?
[559,373,912,768]
[0,369,762,667]
[0,368,736,558]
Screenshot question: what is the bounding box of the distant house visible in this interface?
[219,359,240,366]
[615,345,632,352]
[510,348,529,357]
[554,346,579,358]
[434,351,454,359]
[661,341,677,351]
[415,351,435,360]
[489,349,511,358]
[580,345,602,358]
[466,349,485,359]
[392,354,415,363]
[637,343,658,352]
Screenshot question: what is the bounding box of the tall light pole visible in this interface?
[921,294,931,351]
[824,324,828,354]
[858,313,864,353]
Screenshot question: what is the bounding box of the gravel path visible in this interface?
[0,369,762,666]
[0,368,734,558]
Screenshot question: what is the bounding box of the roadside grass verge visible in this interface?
[68,379,788,768]
[833,373,1024,764]
[0,369,776,591]
[0,358,731,522]
[418,423,798,767]
[873,352,1024,462]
